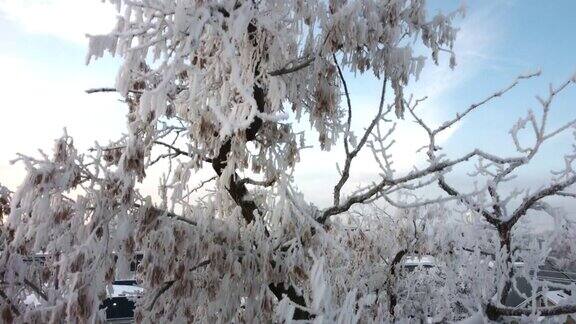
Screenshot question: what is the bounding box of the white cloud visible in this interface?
[0,1,124,190]
[0,54,125,189]
[0,0,117,44]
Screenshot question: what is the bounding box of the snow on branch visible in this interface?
[3,0,576,323]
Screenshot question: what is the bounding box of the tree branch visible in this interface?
[238,176,276,187]
[23,278,48,302]
[508,175,576,226]
[85,87,143,94]
[332,77,387,207]
[85,87,118,94]
[147,259,210,311]
[154,141,212,163]
[268,57,315,76]
[433,71,540,135]
[387,249,408,318]
[437,177,500,226]
[321,150,481,222]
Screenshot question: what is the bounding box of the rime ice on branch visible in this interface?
[2,0,576,323]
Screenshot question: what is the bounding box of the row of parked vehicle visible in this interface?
[20,253,575,322]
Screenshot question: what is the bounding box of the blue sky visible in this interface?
[0,0,575,214]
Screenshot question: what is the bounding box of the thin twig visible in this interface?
[85,87,143,94]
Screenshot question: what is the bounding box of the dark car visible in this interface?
[100,280,144,323]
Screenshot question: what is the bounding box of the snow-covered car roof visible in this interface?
[24,282,144,307]
[543,290,569,306]
[403,255,435,267]
[107,283,144,298]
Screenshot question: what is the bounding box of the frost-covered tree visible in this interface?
[1,0,576,323]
